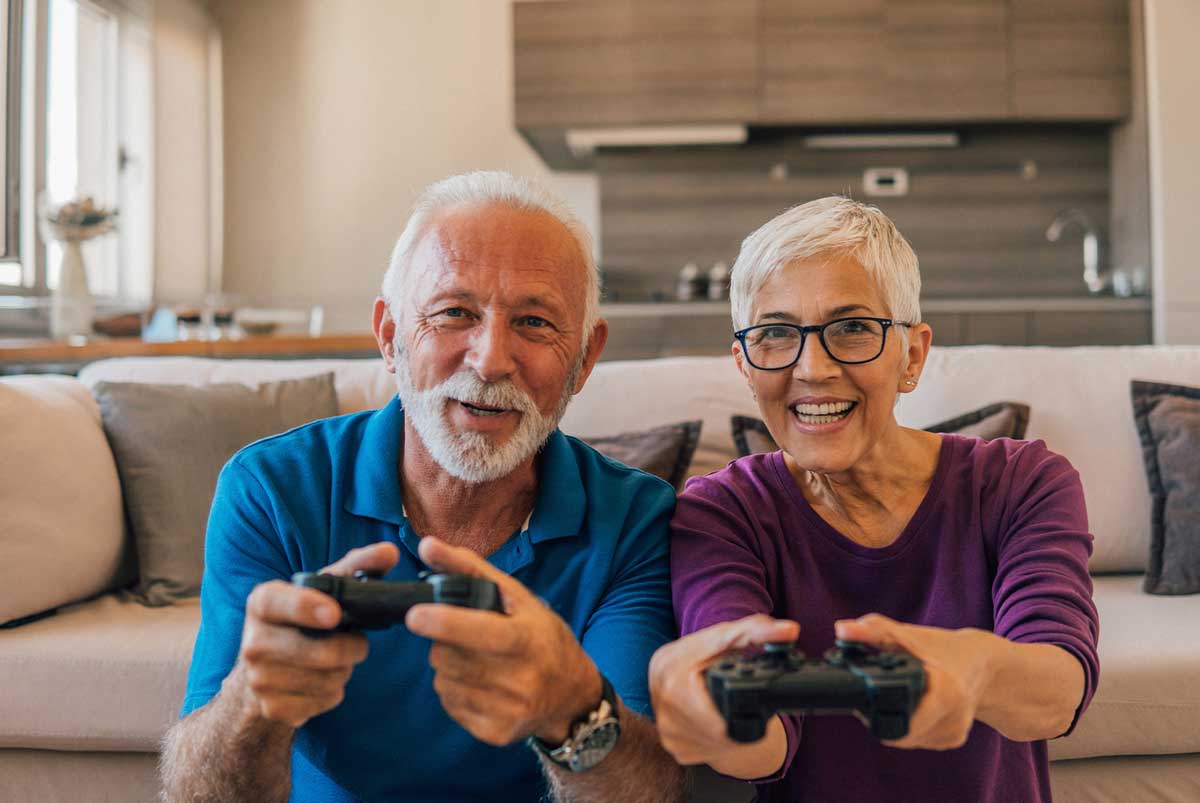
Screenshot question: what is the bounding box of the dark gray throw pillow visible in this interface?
[583,421,702,490]
[732,401,1030,457]
[93,374,339,606]
[1131,380,1200,595]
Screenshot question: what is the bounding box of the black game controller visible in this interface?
[291,570,503,633]
[705,640,926,742]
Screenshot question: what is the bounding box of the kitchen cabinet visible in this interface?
[761,0,1009,124]
[514,0,1132,167]
[513,0,757,129]
[1009,0,1131,120]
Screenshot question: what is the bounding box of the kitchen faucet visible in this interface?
[1046,209,1105,294]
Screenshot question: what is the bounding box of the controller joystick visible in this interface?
[292,571,503,635]
[706,638,925,742]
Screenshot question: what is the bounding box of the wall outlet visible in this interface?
[863,167,909,197]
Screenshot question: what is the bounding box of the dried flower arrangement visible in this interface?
[40,197,119,243]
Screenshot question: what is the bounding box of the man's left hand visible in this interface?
[405,536,603,747]
[833,614,994,751]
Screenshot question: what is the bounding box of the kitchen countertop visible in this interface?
[0,333,379,366]
[600,297,1152,318]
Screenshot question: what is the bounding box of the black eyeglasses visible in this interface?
[734,317,912,370]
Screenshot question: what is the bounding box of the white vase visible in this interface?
[50,241,93,340]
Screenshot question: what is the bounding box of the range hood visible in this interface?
[564,124,748,158]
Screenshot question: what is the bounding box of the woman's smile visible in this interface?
[789,398,859,432]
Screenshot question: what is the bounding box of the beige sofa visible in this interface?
[2,347,1199,802]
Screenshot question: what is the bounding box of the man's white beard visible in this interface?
[393,344,580,484]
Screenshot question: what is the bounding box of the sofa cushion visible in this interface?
[92,374,339,606]
[584,420,702,489]
[731,415,779,458]
[1131,381,1200,595]
[0,376,128,626]
[0,593,200,751]
[1049,575,1200,761]
[2,576,1191,761]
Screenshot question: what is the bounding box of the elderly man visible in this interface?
[160,171,685,803]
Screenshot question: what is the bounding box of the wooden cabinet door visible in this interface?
[1009,0,1131,120]
[760,0,889,124]
[883,0,1009,121]
[761,0,1008,124]
[513,0,758,128]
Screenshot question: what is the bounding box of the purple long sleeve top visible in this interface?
[671,435,1100,803]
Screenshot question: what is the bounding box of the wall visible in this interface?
[152,0,217,305]
[598,129,1111,302]
[1109,0,1151,286]
[1145,0,1200,344]
[212,0,598,333]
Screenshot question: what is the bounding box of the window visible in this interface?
[0,0,152,300]
[0,0,23,284]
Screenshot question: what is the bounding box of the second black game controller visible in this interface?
[291,570,503,632]
[705,639,926,742]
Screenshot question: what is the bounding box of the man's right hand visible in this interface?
[231,542,401,729]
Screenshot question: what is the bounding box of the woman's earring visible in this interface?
[905,379,917,387]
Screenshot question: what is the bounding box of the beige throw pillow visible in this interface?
[93,374,339,606]
[0,377,127,626]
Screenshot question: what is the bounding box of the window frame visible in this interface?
[0,0,25,283]
[2,0,152,298]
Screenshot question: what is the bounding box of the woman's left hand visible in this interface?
[833,614,995,751]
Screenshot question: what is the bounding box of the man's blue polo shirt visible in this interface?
[180,397,677,803]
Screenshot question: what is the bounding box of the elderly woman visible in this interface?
[649,197,1099,802]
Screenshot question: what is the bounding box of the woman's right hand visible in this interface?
[649,614,800,779]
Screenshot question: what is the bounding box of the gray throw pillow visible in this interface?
[583,421,702,490]
[1132,380,1200,595]
[732,402,1031,457]
[93,374,339,606]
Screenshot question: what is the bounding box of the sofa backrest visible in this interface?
[566,346,1200,575]
[0,375,129,624]
[79,357,395,415]
[77,345,1200,574]
[903,346,1200,574]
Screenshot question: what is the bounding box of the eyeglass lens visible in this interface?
[744,318,886,368]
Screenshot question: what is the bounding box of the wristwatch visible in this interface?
[528,674,621,772]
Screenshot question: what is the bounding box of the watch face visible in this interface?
[567,720,621,772]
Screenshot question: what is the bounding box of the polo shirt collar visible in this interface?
[527,430,586,544]
[343,397,586,543]
[343,396,406,525]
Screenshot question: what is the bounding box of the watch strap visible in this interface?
[528,674,619,771]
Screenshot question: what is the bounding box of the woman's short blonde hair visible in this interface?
[730,196,922,330]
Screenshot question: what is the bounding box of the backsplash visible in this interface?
[597,127,1110,302]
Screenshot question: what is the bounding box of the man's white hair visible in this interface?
[381,170,600,347]
[730,196,922,331]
